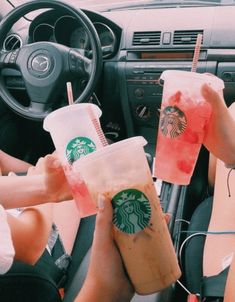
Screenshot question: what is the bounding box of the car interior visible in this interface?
[1,0,235,301]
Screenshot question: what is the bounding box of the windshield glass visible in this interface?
[8,0,235,12]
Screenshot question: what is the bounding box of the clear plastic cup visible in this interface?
[43,103,104,165]
[154,70,224,185]
[43,103,105,217]
[73,136,181,294]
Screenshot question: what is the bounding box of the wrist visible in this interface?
[76,279,132,302]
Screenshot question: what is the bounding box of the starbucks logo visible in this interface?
[66,137,96,164]
[160,106,187,138]
[112,189,151,234]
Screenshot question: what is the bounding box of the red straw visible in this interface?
[191,34,203,73]
[66,82,74,105]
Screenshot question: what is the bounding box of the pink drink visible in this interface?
[70,180,97,217]
[64,165,97,217]
[43,103,105,217]
[154,70,224,185]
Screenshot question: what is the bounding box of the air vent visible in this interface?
[132,31,161,46]
[173,30,203,45]
[3,34,22,51]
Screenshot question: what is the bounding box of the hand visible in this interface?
[201,83,235,165]
[32,154,73,203]
[76,198,171,302]
[76,196,134,302]
[201,83,226,110]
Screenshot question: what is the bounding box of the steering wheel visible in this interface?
[0,0,103,121]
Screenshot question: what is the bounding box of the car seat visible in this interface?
[183,196,227,301]
[0,261,62,302]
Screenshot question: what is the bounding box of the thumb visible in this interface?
[93,195,113,245]
[201,83,225,107]
[43,154,61,172]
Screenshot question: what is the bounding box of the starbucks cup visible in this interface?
[73,136,181,294]
[43,103,106,217]
[43,103,105,165]
[154,70,224,185]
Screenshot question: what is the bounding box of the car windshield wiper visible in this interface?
[105,0,233,12]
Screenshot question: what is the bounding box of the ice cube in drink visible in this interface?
[154,70,224,185]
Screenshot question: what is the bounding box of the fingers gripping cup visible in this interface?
[73,136,181,294]
[43,103,105,217]
[154,70,224,185]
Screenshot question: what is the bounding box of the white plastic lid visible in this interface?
[43,103,102,132]
[160,70,224,90]
[73,136,147,168]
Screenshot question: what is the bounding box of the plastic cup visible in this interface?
[43,103,105,217]
[154,70,224,185]
[73,136,181,294]
[43,103,104,165]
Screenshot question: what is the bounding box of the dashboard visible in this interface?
[2,4,235,155]
[27,10,120,59]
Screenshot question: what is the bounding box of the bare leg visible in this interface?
[52,200,80,255]
[7,203,53,265]
[203,102,235,276]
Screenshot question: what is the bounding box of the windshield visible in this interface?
[8,0,235,12]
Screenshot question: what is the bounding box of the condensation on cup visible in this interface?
[73,136,181,294]
[43,103,106,217]
[154,70,224,185]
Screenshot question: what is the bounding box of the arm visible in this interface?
[0,150,32,174]
[208,153,217,190]
[4,154,72,264]
[75,197,134,302]
[0,154,72,209]
[202,84,235,166]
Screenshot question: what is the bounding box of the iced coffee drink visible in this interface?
[73,136,181,294]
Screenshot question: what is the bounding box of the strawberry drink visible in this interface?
[43,103,105,217]
[154,70,224,185]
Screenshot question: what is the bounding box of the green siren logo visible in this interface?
[112,189,151,234]
[160,106,187,138]
[66,137,96,164]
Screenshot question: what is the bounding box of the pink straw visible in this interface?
[66,82,74,105]
[191,34,203,73]
[66,81,108,146]
[87,105,108,147]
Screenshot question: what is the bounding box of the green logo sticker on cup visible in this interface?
[160,106,187,138]
[112,189,151,234]
[66,137,96,164]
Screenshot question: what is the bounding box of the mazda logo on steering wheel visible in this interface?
[32,55,50,73]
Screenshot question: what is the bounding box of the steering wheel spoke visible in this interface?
[28,100,51,115]
[69,49,92,77]
[24,80,58,106]
[0,49,20,69]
